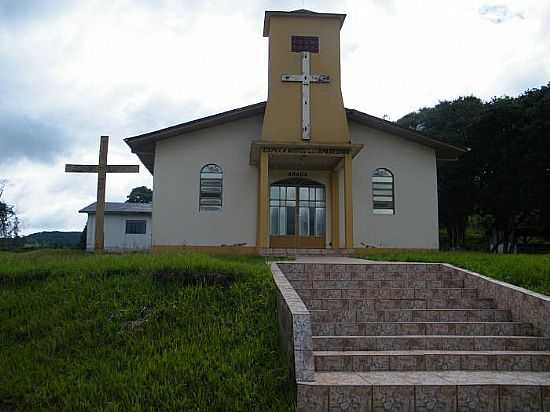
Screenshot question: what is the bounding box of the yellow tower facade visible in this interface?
[261,10,349,144]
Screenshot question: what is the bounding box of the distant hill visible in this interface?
[23,231,82,248]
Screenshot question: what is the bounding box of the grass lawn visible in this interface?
[0,250,294,411]
[361,249,550,296]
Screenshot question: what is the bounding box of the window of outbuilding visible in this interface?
[199,164,223,211]
[126,220,147,234]
[372,168,395,215]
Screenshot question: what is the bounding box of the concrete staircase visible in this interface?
[285,263,550,411]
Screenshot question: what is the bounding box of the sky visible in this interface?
[0,0,549,235]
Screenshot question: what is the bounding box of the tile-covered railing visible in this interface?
[443,263,550,336]
[271,263,314,382]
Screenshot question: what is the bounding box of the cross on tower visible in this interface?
[282,51,330,140]
[65,136,140,252]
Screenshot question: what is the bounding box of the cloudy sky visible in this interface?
[1,0,549,234]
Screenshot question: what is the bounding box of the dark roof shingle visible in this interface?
[79,202,152,214]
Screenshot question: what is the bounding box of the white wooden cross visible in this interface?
[282,51,330,140]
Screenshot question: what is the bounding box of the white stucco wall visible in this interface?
[149,114,439,249]
[152,115,262,247]
[349,121,439,249]
[86,214,152,251]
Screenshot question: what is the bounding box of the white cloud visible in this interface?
[0,0,548,234]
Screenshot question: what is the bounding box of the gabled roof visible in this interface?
[125,102,467,174]
[79,202,152,215]
[263,9,347,37]
[345,109,467,159]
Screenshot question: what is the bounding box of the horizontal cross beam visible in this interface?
[65,164,139,173]
[281,74,330,83]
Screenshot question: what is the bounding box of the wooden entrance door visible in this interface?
[269,179,326,249]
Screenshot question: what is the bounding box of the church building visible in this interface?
[125,10,465,253]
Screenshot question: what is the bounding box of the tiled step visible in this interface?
[310,308,512,323]
[312,336,550,351]
[297,371,550,412]
[285,264,463,282]
[312,321,535,336]
[314,350,550,372]
[290,278,464,290]
[296,287,479,300]
[303,297,496,310]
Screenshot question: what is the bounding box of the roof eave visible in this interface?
[345,108,468,159]
[124,102,267,175]
[124,102,468,176]
[263,10,347,37]
[80,211,152,215]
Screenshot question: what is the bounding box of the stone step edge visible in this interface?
[299,371,550,386]
[296,281,479,293]
[310,308,509,314]
[294,282,465,289]
[296,287,477,292]
[313,335,547,339]
[304,298,493,302]
[313,321,530,325]
[314,350,550,356]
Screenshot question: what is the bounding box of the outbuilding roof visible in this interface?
[79,202,152,215]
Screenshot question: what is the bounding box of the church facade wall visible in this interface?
[150,116,439,250]
[152,115,262,247]
[349,122,439,249]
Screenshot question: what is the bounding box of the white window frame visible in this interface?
[372,168,395,215]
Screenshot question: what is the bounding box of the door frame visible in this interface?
[269,178,326,249]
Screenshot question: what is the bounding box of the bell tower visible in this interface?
[261,10,349,144]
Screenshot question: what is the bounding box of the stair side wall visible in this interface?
[444,263,550,336]
[272,263,315,383]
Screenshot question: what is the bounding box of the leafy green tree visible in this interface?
[0,180,19,239]
[469,86,550,252]
[399,84,550,252]
[398,97,484,249]
[126,186,153,203]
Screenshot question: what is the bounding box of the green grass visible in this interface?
[361,249,550,296]
[0,250,294,411]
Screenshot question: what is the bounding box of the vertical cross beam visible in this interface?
[95,136,108,252]
[301,52,311,140]
[281,52,330,141]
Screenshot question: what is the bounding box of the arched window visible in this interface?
[372,168,394,214]
[199,164,223,211]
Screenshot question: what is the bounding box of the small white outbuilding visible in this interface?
[79,202,152,252]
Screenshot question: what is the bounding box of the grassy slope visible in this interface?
[0,250,294,411]
[362,249,550,296]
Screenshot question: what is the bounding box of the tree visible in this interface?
[398,97,484,249]
[126,186,152,203]
[468,87,550,252]
[0,180,20,239]
[398,83,550,253]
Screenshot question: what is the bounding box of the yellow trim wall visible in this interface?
[261,15,349,144]
[257,151,269,247]
[330,171,340,248]
[344,153,354,248]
